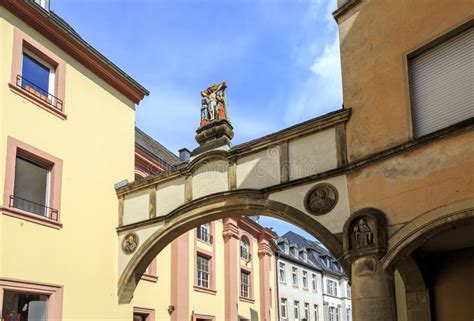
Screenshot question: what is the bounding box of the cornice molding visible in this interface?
[2,0,149,104]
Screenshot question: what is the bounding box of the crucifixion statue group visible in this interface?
[200,81,228,127]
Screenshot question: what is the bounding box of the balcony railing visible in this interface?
[16,75,63,111]
[9,195,59,221]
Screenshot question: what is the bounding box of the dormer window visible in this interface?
[34,0,50,11]
[302,251,308,262]
[283,243,288,254]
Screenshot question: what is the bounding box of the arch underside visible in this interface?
[118,189,345,304]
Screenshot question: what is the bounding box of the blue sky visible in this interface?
[52,0,342,241]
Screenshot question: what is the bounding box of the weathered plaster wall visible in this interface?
[338,0,473,161]
[347,130,474,225]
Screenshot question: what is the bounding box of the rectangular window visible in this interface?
[329,307,336,321]
[240,270,250,298]
[133,307,154,321]
[197,255,210,288]
[312,274,317,291]
[314,305,319,321]
[292,267,298,286]
[302,271,308,289]
[12,155,51,217]
[326,279,338,296]
[347,308,352,321]
[0,279,63,321]
[294,301,300,320]
[3,137,63,228]
[280,298,287,319]
[197,224,211,243]
[21,51,55,98]
[2,290,48,321]
[347,284,351,298]
[279,262,286,283]
[304,303,309,320]
[409,26,474,138]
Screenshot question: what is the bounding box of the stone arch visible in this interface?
[382,198,474,270]
[381,199,474,321]
[118,189,345,304]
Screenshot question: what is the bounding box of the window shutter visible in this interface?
[409,27,473,138]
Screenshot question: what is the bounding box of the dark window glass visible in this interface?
[2,290,48,321]
[22,53,50,95]
[13,156,50,216]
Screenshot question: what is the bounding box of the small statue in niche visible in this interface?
[200,81,228,126]
[353,219,373,248]
[122,233,139,255]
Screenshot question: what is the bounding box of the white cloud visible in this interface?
[310,35,341,80]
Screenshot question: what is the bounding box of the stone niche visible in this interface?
[343,208,388,261]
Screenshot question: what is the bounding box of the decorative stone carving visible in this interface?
[343,208,387,262]
[353,218,373,248]
[304,183,338,215]
[193,82,234,156]
[122,232,139,255]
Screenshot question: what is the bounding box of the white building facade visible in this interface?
[276,232,351,321]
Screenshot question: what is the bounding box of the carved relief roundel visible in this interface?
[304,183,338,216]
[122,232,139,255]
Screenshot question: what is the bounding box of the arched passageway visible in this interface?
[118,189,346,304]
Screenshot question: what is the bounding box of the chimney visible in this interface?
[179,148,191,162]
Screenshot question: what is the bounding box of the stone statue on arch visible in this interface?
[200,81,229,126]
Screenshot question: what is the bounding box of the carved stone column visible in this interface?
[343,208,396,321]
[258,233,274,321]
[223,218,240,321]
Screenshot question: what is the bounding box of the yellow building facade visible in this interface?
[0,1,147,320]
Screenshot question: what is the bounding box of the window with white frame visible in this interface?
[314,305,319,321]
[240,237,250,260]
[312,274,317,291]
[280,298,288,319]
[329,307,339,321]
[347,308,352,321]
[347,284,351,298]
[197,223,211,243]
[409,26,474,138]
[279,262,286,283]
[326,279,337,296]
[21,50,56,101]
[302,271,308,289]
[240,270,250,298]
[304,303,309,320]
[292,267,298,286]
[294,301,300,320]
[197,255,210,288]
[302,251,308,262]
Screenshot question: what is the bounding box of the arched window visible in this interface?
[197,223,210,243]
[240,237,250,260]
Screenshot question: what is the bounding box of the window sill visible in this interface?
[197,238,213,245]
[193,285,216,295]
[1,206,62,229]
[9,83,66,120]
[239,296,255,303]
[141,274,158,283]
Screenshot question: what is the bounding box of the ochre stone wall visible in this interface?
[338,0,474,161]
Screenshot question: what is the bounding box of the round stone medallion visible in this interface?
[122,232,139,255]
[304,183,338,215]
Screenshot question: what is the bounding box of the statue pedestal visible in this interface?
[192,119,234,156]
